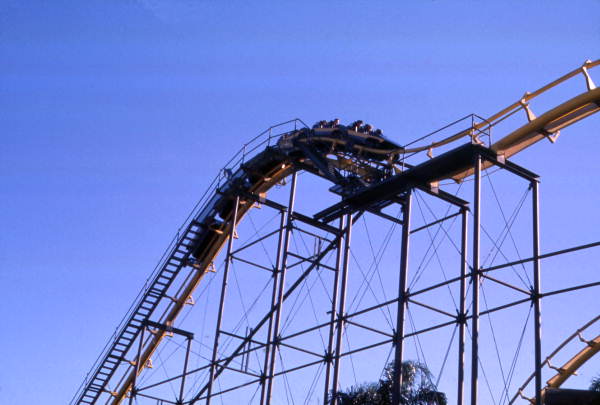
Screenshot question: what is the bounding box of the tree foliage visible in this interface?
[332,361,447,405]
[591,375,600,392]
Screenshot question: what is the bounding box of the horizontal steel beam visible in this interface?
[144,320,194,340]
[482,239,600,273]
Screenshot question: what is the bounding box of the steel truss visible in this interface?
[72,142,600,405]
[113,146,596,405]
[73,61,600,405]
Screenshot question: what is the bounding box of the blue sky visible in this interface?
[1,1,599,404]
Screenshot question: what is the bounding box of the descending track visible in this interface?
[72,60,600,405]
[509,316,600,404]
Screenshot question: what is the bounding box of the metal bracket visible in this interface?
[517,389,534,404]
[582,60,597,91]
[547,359,565,374]
[428,181,439,194]
[520,96,537,122]
[427,146,434,159]
[144,320,194,340]
[546,130,560,144]
[538,127,560,144]
[578,332,597,347]
[469,128,484,145]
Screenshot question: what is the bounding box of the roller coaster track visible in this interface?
[72,60,600,405]
[509,315,600,404]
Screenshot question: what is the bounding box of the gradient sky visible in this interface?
[1,1,600,404]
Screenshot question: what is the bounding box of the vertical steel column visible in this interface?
[531,181,542,405]
[471,155,481,405]
[392,193,412,405]
[128,324,146,405]
[457,208,468,405]
[323,215,346,405]
[265,172,298,404]
[244,327,252,373]
[259,210,287,405]
[331,212,353,404]
[206,196,240,405]
[179,337,192,403]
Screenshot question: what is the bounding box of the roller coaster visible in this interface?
[72,60,600,405]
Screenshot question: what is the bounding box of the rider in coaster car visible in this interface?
[360,123,373,134]
[328,118,341,128]
[312,120,328,129]
[350,120,363,131]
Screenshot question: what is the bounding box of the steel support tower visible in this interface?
[72,60,600,405]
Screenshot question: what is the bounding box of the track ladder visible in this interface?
[75,220,204,404]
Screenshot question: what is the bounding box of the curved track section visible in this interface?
[73,60,600,405]
[509,316,600,404]
[546,335,600,389]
